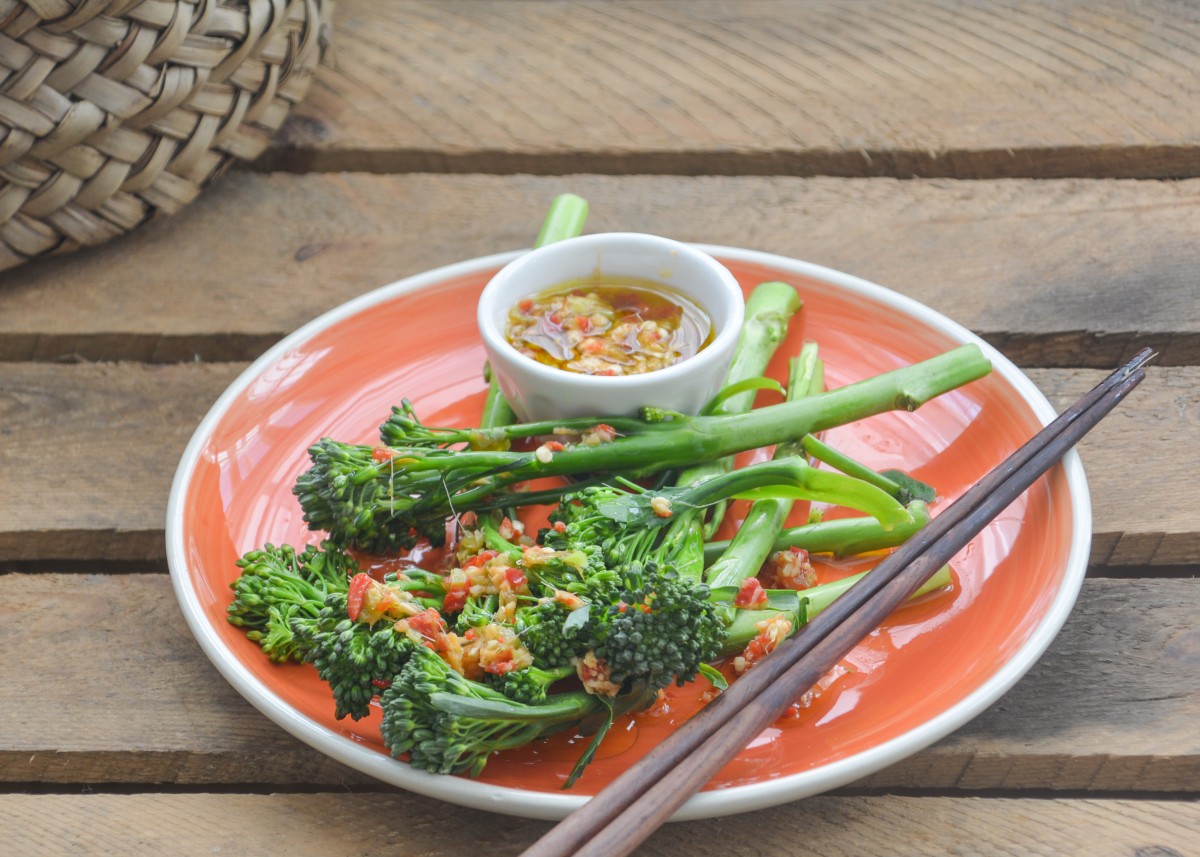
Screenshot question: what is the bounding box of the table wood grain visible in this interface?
[1,2,1196,855]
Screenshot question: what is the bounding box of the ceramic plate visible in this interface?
[166,246,1089,821]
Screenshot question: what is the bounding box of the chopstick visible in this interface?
[521,347,1154,857]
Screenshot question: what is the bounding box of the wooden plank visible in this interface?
[1,575,1196,793]
[258,0,1200,179]
[1,173,1198,367]
[0,363,239,562]
[2,793,1198,857]
[1029,368,1199,568]
[1,363,1194,566]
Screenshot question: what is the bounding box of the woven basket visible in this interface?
[0,0,332,272]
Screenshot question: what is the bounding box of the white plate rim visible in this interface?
[165,244,1091,822]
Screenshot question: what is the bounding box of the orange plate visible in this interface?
[166,246,1088,821]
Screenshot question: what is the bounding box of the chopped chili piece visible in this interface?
[405,608,447,646]
[734,577,768,609]
[346,573,373,622]
[504,566,527,588]
[442,581,470,613]
[464,549,499,568]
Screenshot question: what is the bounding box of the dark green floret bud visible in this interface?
[380,646,599,778]
[227,542,354,663]
[306,592,418,721]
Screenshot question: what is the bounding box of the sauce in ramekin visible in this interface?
[504,278,712,376]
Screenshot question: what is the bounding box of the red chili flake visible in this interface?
[465,549,499,568]
[553,520,567,533]
[590,424,617,441]
[346,573,373,622]
[544,441,565,452]
[371,446,394,463]
[499,517,517,540]
[459,511,478,528]
[734,577,768,609]
[407,607,447,642]
[442,582,469,613]
[483,649,517,675]
[371,679,392,690]
[745,635,770,660]
[578,315,591,332]
[617,601,629,613]
[504,567,527,588]
[518,299,534,312]
[548,311,562,326]
[464,628,478,641]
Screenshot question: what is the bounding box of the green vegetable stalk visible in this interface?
[482,193,591,427]
[702,500,933,565]
[704,343,822,590]
[716,564,954,655]
[677,280,803,540]
[296,344,991,553]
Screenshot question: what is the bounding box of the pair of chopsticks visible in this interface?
[520,347,1154,857]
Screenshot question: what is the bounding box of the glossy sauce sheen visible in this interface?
[504,278,712,375]
[182,258,1073,797]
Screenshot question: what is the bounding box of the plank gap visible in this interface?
[3,782,1197,802]
[0,560,167,576]
[0,333,1195,370]
[1087,564,1197,580]
[248,146,1200,181]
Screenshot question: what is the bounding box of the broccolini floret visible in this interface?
[380,646,601,777]
[305,592,419,720]
[493,664,575,704]
[582,561,724,692]
[227,542,354,663]
[517,598,589,667]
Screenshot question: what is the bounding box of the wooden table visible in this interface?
[3,2,1198,854]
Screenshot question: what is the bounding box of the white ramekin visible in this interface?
[476,232,745,422]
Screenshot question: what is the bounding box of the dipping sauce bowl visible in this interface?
[477,232,745,421]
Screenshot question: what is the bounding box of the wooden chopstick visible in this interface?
[521,347,1154,857]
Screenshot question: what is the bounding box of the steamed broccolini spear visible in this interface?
[713,563,955,660]
[701,500,933,565]
[478,192,590,430]
[704,342,823,590]
[380,644,605,778]
[675,280,802,540]
[295,344,991,553]
[226,542,355,663]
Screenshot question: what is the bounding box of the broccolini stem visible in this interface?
[799,434,904,497]
[718,564,954,654]
[534,193,589,248]
[702,500,932,565]
[481,192,590,429]
[605,457,912,532]
[704,345,821,590]
[803,563,953,618]
[542,344,991,478]
[299,345,990,552]
[674,281,802,510]
[481,364,518,429]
